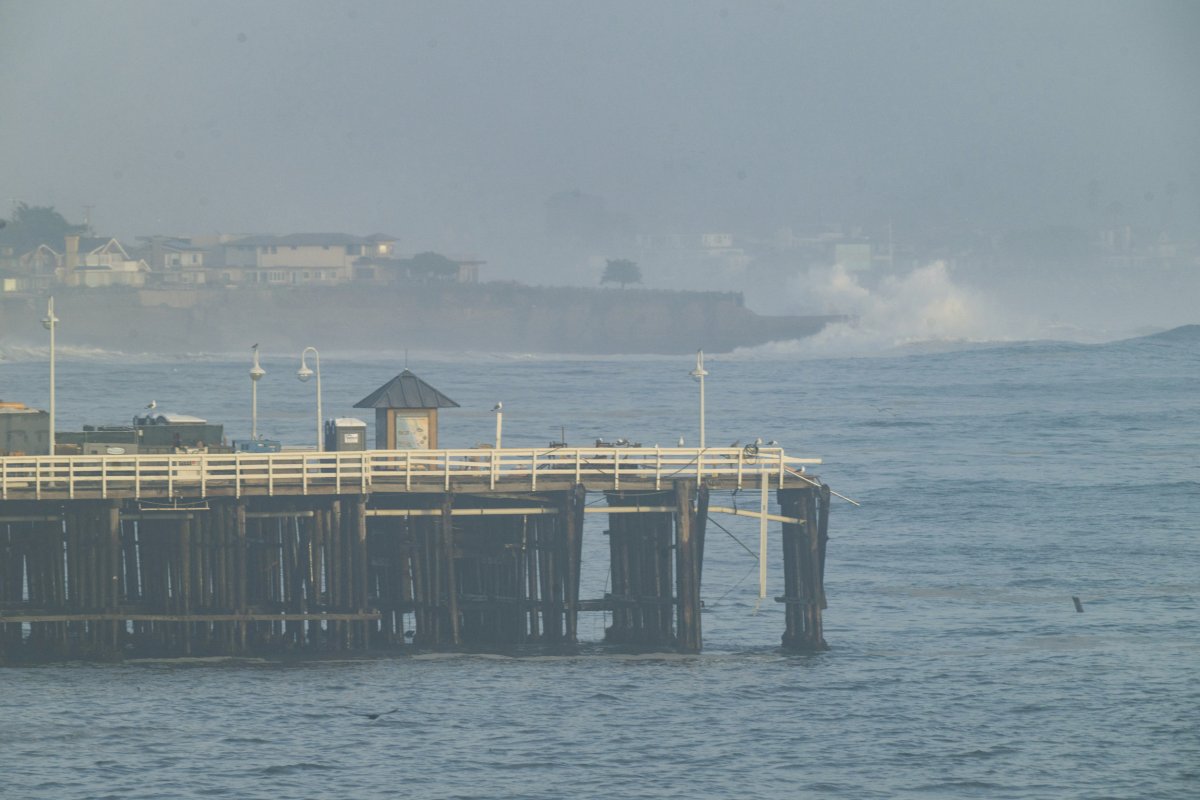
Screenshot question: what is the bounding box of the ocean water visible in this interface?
[1,328,1198,799]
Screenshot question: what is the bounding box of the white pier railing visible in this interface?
[0,447,821,501]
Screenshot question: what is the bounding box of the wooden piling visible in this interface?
[604,489,677,647]
[674,480,701,653]
[563,484,585,643]
[778,487,830,651]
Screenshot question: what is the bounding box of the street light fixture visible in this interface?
[297,346,323,450]
[41,297,59,455]
[493,402,503,449]
[689,349,708,450]
[249,344,266,440]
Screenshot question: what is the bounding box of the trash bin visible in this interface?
[325,418,368,451]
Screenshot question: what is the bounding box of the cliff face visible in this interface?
[1,284,839,354]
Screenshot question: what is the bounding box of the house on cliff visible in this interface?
[62,236,150,288]
[134,236,211,285]
[0,243,59,292]
[222,232,399,286]
[354,250,483,285]
[1,235,148,291]
[3,228,484,292]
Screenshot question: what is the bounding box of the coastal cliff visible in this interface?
[0,283,840,355]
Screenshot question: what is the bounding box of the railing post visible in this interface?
[360,451,367,494]
[613,451,620,491]
[655,446,662,491]
[444,450,451,491]
[530,450,537,491]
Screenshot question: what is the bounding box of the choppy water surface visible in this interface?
[1,331,1198,799]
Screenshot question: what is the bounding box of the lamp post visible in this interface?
[41,297,59,455]
[249,344,266,440]
[689,349,707,450]
[297,346,323,450]
[493,402,503,449]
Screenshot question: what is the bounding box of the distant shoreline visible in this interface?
[0,282,843,356]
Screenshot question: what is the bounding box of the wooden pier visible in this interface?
[0,447,831,661]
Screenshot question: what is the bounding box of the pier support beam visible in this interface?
[563,483,585,643]
[674,479,701,653]
[604,489,676,647]
[441,493,461,646]
[778,486,830,651]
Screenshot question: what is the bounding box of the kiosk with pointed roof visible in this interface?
[354,369,459,449]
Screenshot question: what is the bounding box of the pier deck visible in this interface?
[1,446,820,500]
[1,447,831,661]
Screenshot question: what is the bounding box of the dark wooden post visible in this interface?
[179,517,192,655]
[674,480,701,653]
[441,493,461,646]
[355,497,370,648]
[108,503,122,651]
[779,487,830,651]
[695,482,709,589]
[235,501,248,651]
[562,483,585,642]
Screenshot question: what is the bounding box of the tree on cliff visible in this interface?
[601,258,642,289]
[407,251,459,278]
[0,203,88,253]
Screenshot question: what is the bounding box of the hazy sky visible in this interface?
[2,0,1196,268]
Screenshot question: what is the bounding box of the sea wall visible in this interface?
[0,283,839,354]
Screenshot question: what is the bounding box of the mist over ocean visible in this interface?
[1,320,1197,799]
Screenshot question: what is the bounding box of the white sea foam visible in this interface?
[0,344,220,364]
[736,261,1036,358]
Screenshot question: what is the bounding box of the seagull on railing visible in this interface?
[145,400,157,411]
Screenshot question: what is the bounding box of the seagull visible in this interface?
[729,439,740,448]
[145,400,157,411]
[358,707,400,720]
[678,436,685,447]
[492,402,503,412]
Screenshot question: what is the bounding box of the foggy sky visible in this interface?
[1,0,1197,279]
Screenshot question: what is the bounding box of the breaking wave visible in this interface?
[738,262,1041,358]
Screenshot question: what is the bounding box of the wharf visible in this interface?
[0,446,832,661]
